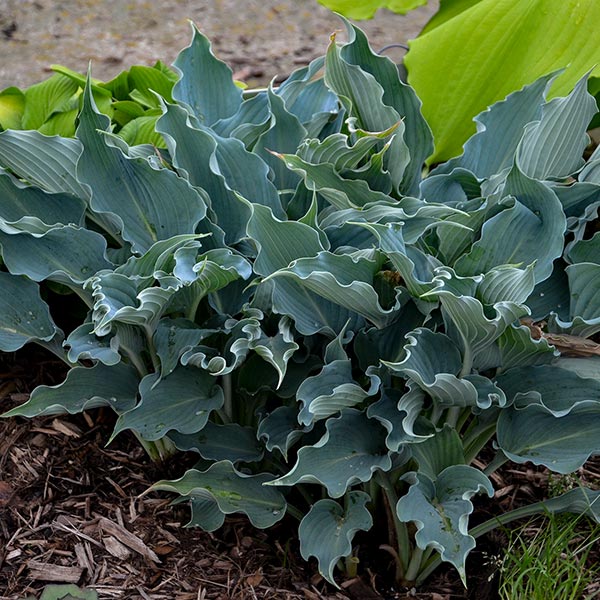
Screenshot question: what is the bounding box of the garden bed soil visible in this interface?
[0,0,438,90]
[1,349,598,600]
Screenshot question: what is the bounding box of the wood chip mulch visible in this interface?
[0,349,598,600]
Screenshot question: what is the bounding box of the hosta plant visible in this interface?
[1,19,599,589]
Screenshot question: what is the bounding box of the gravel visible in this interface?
[0,0,438,90]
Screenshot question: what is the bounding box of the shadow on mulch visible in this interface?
[0,348,597,600]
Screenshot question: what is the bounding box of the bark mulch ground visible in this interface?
[0,349,598,600]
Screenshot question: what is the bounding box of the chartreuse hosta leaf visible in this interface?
[112,366,224,441]
[405,0,600,162]
[76,79,208,254]
[268,409,391,498]
[397,465,494,585]
[316,0,426,19]
[152,461,286,529]
[0,272,59,352]
[299,491,373,587]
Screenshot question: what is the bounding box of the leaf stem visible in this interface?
[483,450,509,476]
[222,373,233,421]
[375,471,410,578]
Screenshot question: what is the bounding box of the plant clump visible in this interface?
[0,18,599,590]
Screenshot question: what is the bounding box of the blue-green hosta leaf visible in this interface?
[497,324,558,370]
[297,359,379,426]
[114,235,202,279]
[2,363,139,418]
[554,356,600,380]
[477,264,536,306]
[152,461,286,529]
[181,313,262,376]
[250,316,299,388]
[410,425,464,481]
[397,466,494,585]
[517,75,597,180]
[76,81,207,254]
[172,24,242,125]
[257,405,307,460]
[299,491,373,587]
[497,401,600,474]
[185,496,226,532]
[64,321,121,366]
[156,100,250,244]
[277,56,339,133]
[267,252,396,329]
[153,318,209,378]
[566,233,600,265]
[174,247,252,291]
[384,328,480,407]
[337,20,433,196]
[497,365,600,416]
[0,169,86,233]
[550,263,600,337]
[87,272,184,336]
[0,272,58,352]
[0,130,84,198]
[212,91,270,142]
[324,32,409,193]
[279,152,392,210]
[435,74,553,179]
[267,409,391,498]
[248,204,324,277]
[365,223,442,300]
[525,259,570,321]
[113,367,223,441]
[0,226,112,285]
[169,422,264,463]
[455,167,566,283]
[435,291,527,359]
[253,87,307,191]
[367,385,433,452]
[419,167,482,206]
[535,487,600,523]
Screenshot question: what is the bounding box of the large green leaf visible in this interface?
[405,0,600,162]
[0,272,59,352]
[299,491,373,587]
[152,460,287,529]
[22,73,79,130]
[267,409,391,498]
[397,465,494,584]
[316,0,426,19]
